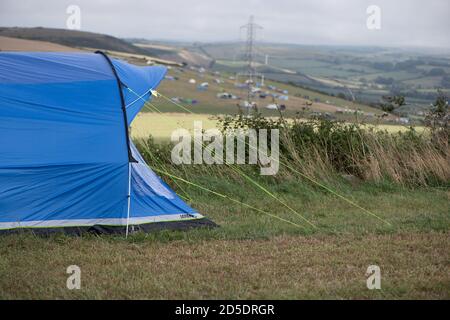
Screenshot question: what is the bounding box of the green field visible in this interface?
[1,174,449,299]
[1,26,448,301]
[131,112,425,141]
[203,43,450,110]
[1,111,447,299]
[131,113,217,140]
[149,65,385,120]
[0,36,446,299]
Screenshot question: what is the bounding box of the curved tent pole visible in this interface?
[95,51,137,163]
[95,51,137,237]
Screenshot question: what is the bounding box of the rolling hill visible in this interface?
[0,27,147,54]
[0,27,392,122]
[0,35,82,52]
[0,27,215,67]
[197,42,450,113]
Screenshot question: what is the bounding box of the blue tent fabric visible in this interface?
[111,58,166,124]
[129,140,197,221]
[0,52,206,233]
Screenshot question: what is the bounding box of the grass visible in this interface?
[0,234,448,300]
[1,42,448,300]
[0,178,449,299]
[131,112,425,142]
[153,66,384,118]
[131,113,217,140]
[1,98,447,299]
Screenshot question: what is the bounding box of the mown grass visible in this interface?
[0,231,449,299]
[1,173,448,299]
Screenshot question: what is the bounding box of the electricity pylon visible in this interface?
[237,15,263,114]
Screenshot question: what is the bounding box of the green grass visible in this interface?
[1,172,449,299]
[3,114,447,299]
[157,169,449,238]
[0,66,447,298]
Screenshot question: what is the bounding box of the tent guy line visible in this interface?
[147,92,392,227]
[152,168,307,230]
[126,88,317,229]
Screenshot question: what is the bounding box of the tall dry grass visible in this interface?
[135,115,449,187]
[280,124,449,187]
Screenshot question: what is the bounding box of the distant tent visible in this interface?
[265,104,279,110]
[241,101,256,109]
[0,52,214,235]
[265,104,286,111]
[197,82,209,91]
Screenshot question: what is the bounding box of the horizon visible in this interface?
[1,0,449,49]
[2,25,450,54]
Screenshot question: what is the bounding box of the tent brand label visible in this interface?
[180,213,196,219]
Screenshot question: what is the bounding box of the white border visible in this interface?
[0,213,204,230]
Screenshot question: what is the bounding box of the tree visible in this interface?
[380,95,406,112]
[425,90,449,142]
[427,68,446,76]
[337,92,347,100]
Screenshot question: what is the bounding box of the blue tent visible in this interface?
[0,52,214,235]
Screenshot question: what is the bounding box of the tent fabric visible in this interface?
[111,58,166,124]
[0,52,207,233]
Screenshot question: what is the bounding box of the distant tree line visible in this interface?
[371,59,450,74]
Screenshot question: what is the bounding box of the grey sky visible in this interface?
[1,0,449,48]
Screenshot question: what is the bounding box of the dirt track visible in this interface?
[0,36,82,52]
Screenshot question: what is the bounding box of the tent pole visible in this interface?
[125,162,132,238]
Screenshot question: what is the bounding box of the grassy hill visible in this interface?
[2,26,448,116]
[0,27,150,55]
[0,28,400,123]
[0,35,82,52]
[197,42,450,113]
[145,64,390,122]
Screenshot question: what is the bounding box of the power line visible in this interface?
[237,15,263,115]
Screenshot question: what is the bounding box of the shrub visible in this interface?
[135,112,450,188]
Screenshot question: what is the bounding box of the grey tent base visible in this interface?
[0,218,218,236]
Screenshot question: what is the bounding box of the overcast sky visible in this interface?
[1,0,449,48]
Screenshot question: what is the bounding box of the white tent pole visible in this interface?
[125,162,132,238]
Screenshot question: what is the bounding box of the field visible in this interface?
[131,113,217,140]
[3,26,449,114]
[131,112,424,141]
[0,28,448,300]
[200,42,450,111]
[0,36,82,52]
[1,177,449,299]
[1,112,448,299]
[137,64,396,124]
